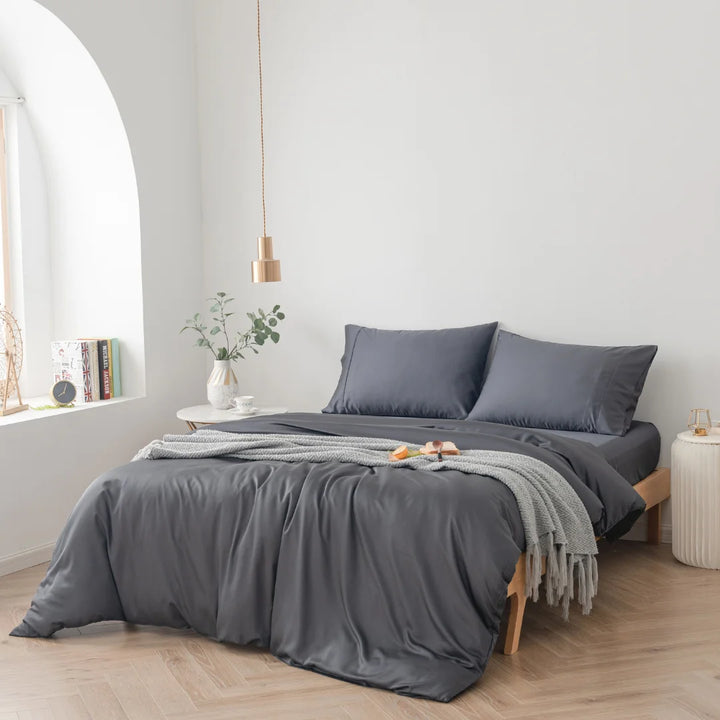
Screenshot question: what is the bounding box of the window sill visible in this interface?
[0,395,141,427]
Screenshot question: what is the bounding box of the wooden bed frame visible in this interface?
[502,466,671,654]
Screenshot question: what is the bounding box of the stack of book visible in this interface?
[50,339,122,404]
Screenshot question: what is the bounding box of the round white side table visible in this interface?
[177,404,288,432]
[671,430,720,569]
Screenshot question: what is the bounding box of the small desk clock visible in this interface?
[51,380,77,407]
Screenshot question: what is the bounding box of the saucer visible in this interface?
[231,406,258,416]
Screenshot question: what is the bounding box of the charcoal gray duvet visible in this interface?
[11,414,646,701]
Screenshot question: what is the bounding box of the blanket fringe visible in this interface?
[525,541,598,621]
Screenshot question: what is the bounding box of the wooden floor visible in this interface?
[1,542,719,719]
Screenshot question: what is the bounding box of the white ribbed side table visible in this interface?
[671,430,720,569]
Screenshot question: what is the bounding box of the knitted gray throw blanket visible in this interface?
[134,430,598,617]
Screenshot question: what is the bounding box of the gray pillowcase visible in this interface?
[323,323,498,419]
[468,331,657,436]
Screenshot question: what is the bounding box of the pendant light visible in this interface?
[251,0,281,283]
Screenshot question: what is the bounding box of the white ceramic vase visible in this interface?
[206,359,238,409]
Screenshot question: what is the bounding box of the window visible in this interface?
[0,106,10,309]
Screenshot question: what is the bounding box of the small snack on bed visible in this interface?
[390,445,409,460]
[389,445,423,461]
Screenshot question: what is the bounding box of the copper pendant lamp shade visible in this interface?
[251,236,281,283]
[251,0,281,283]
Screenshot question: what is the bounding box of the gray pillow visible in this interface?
[323,323,498,419]
[468,331,657,436]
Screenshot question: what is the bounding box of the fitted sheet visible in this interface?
[541,421,660,486]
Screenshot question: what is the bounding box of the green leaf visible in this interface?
[210,304,220,313]
[268,317,277,327]
[210,326,221,335]
[270,332,280,344]
[225,312,234,317]
[258,309,266,318]
[273,304,280,313]
[251,347,259,354]
[196,338,204,346]
[256,336,265,346]
[276,312,285,320]
[217,291,226,297]
[238,352,245,360]
[194,313,201,321]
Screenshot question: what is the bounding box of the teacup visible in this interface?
[233,395,255,414]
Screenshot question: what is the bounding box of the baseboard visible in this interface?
[0,542,55,577]
[661,522,672,544]
[623,517,672,544]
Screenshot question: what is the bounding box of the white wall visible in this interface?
[195,0,716,470]
[0,0,205,571]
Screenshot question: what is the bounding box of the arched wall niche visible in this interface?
[0,0,145,397]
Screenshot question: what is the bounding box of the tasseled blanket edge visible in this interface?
[525,540,598,620]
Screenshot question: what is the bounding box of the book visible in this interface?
[106,339,114,399]
[78,342,93,402]
[419,441,460,456]
[87,340,100,401]
[99,339,112,398]
[110,338,121,397]
[51,341,90,404]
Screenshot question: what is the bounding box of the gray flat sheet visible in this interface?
[539,421,660,485]
[11,414,646,702]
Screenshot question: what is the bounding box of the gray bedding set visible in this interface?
[11,413,647,701]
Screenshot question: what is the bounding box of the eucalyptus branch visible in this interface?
[181,293,285,363]
[221,298,231,353]
[180,313,218,359]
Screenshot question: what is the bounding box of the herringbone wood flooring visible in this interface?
[1,542,719,719]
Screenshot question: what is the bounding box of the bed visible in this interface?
[11,325,665,701]
[10,412,664,701]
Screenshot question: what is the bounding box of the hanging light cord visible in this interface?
[257,0,267,238]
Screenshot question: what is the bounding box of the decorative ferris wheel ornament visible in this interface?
[0,304,28,416]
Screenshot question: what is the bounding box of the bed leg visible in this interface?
[504,591,526,655]
[647,503,661,545]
